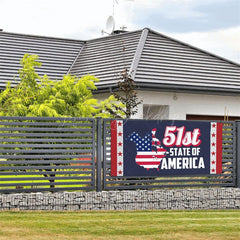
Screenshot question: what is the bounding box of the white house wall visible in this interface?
[96,91,240,120]
[136,91,240,120]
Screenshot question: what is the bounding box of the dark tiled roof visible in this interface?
[70,30,142,89]
[134,29,240,93]
[0,31,84,88]
[0,28,239,94]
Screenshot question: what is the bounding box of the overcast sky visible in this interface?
[0,0,239,63]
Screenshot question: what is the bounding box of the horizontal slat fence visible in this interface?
[0,116,96,193]
[0,117,238,193]
[103,119,236,190]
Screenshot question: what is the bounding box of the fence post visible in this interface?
[236,121,240,188]
[96,117,102,192]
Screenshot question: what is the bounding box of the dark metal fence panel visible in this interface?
[235,121,240,188]
[102,119,237,190]
[96,117,102,192]
[222,121,236,187]
[0,116,96,193]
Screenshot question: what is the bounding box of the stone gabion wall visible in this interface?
[0,188,239,211]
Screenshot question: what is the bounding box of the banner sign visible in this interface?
[111,120,222,177]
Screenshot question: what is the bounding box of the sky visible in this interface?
[0,0,239,63]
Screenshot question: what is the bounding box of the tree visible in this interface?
[111,68,143,118]
[0,54,125,118]
[0,54,126,190]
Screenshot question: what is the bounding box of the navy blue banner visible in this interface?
[111,120,222,177]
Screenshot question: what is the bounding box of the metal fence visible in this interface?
[0,117,239,193]
[102,119,237,190]
[0,116,96,193]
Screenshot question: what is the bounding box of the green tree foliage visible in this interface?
[0,54,125,118]
[0,54,127,190]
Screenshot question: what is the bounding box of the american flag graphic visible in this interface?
[129,128,167,170]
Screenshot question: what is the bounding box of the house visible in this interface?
[0,28,240,120]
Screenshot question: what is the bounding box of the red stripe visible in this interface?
[136,161,161,165]
[111,120,118,176]
[136,154,166,158]
[216,122,222,174]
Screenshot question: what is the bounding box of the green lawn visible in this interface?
[0,210,239,240]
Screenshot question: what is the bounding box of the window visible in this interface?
[143,105,169,120]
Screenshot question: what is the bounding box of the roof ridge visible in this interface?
[0,30,84,42]
[129,28,149,79]
[67,41,87,74]
[85,29,144,42]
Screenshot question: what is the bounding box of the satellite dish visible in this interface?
[106,16,115,34]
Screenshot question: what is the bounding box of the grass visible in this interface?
[0,210,239,240]
[0,173,90,190]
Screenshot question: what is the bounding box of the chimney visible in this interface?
[112,29,127,35]
[112,25,128,35]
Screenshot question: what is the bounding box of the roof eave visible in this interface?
[136,82,240,96]
[93,82,240,96]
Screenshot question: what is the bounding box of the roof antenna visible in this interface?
[101,0,133,36]
[113,0,118,17]
[101,15,115,35]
